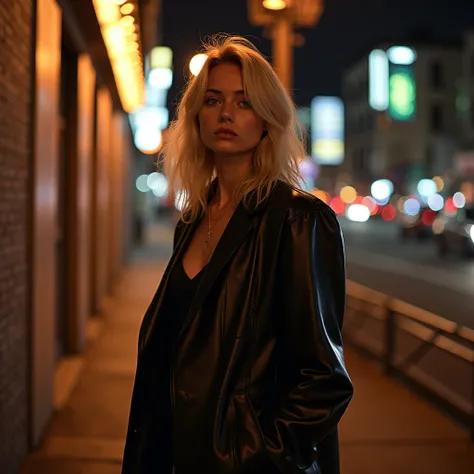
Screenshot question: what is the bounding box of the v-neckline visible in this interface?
[181,259,207,281]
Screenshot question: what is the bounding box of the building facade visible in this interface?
[0,1,159,473]
[459,30,474,146]
[342,39,464,194]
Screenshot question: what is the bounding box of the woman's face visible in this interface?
[198,63,265,159]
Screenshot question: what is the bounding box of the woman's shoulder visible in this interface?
[273,180,337,222]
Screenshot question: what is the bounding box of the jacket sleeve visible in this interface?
[261,203,353,473]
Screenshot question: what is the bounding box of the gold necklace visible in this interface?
[204,199,233,249]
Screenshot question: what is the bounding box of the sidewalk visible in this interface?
[20,224,474,474]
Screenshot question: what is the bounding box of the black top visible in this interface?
[139,259,206,472]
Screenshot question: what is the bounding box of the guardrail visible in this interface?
[344,279,474,440]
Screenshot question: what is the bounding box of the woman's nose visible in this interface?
[219,103,234,123]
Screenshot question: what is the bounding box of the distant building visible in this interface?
[460,30,474,145]
[451,29,474,181]
[341,36,464,194]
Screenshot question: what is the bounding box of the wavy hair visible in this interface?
[161,34,305,222]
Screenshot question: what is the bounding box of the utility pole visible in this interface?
[247,0,324,95]
[273,16,293,92]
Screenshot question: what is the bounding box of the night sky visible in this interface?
[162,0,474,115]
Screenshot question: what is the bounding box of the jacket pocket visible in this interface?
[236,394,322,474]
[232,392,281,473]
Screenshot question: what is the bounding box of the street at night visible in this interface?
[2,0,474,474]
[342,218,474,328]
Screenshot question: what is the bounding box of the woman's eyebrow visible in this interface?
[205,89,245,95]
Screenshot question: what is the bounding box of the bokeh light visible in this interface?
[403,198,420,216]
[147,172,169,197]
[189,54,208,76]
[362,196,378,215]
[329,196,345,215]
[417,179,437,198]
[427,193,444,212]
[432,176,444,192]
[136,174,149,192]
[421,209,436,226]
[371,179,394,201]
[340,186,357,204]
[381,204,397,221]
[453,192,466,209]
[347,204,370,222]
[445,197,457,215]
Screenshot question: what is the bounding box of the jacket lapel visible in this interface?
[141,217,199,353]
[177,203,253,343]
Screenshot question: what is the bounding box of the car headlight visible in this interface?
[466,224,474,242]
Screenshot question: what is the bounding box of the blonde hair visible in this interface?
[161,34,305,222]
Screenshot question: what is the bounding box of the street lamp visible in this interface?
[189,53,208,76]
[247,0,324,93]
[262,0,287,10]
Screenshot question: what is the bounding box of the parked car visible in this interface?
[436,206,474,258]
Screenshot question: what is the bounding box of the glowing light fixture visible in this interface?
[134,127,163,155]
[263,0,287,11]
[387,46,417,65]
[92,0,144,113]
[120,3,134,15]
[120,15,135,27]
[347,204,370,222]
[124,24,135,35]
[369,50,389,111]
[148,68,173,89]
[189,54,208,76]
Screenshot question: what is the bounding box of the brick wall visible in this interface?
[0,0,34,473]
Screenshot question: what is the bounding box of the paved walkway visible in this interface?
[20,223,474,474]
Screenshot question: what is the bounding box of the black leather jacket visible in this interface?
[122,180,353,474]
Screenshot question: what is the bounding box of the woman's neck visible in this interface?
[213,153,252,209]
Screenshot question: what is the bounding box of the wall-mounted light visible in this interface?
[262,0,287,11]
[92,0,144,113]
[120,3,134,15]
[119,14,135,27]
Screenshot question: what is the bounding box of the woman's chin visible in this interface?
[210,143,241,155]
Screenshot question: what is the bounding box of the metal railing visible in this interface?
[344,280,474,439]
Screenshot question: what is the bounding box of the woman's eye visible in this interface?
[205,97,218,105]
[239,100,251,108]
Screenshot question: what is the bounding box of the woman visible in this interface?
[122,35,353,474]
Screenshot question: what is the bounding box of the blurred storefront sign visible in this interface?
[311,96,344,165]
[388,63,416,121]
[150,46,173,69]
[369,46,417,122]
[132,46,173,155]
